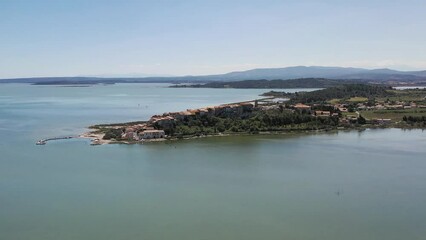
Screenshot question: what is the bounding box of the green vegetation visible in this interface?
[378,88,426,103]
[328,98,341,104]
[403,116,426,127]
[102,128,123,140]
[347,97,369,102]
[287,84,392,104]
[169,108,341,138]
[361,109,426,122]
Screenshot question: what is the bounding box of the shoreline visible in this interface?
[80,124,425,146]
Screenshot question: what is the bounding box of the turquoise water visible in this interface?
[1,84,426,240]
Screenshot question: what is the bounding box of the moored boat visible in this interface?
[36,140,46,145]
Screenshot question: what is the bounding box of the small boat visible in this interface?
[90,138,101,145]
[36,140,46,145]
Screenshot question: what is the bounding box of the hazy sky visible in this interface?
[1,0,426,78]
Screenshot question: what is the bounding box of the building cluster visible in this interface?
[357,101,426,111]
[291,98,426,125]
[114,97,426,141]
[292,103,338,117]
[292,102,389,124]
[119,102,255,141]
[120,125,165,141]
[149,102,254,128]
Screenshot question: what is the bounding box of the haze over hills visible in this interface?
[2,66,426,84]
[82,73,176,78]
[200,66,426,81]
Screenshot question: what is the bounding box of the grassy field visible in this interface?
[341,112,358,117]
[378,89,426,103]
[360,109,426,122]
[328,97,369,104]
[347,97,368,102]
[328,98,341,104]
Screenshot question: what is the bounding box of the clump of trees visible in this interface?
[171,108,340,137]
[357,115,367,124]
[102,128,123,140]
[403,116,426,126]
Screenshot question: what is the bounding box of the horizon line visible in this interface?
[1,65,426,80]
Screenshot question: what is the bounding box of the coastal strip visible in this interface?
[83,84,426,145]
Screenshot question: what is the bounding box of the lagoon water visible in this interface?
[1,84,426,240]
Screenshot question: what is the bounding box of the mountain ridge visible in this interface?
[2,66,426,84]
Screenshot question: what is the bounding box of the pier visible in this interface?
[36,136,77,145]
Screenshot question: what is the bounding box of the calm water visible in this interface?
[394,86,426,90]
[1,84,425,240]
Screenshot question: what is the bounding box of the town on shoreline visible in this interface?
[83,84,426,145]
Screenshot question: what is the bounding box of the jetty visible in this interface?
[36,136,77,145]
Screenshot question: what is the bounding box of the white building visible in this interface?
[139,130,165,139]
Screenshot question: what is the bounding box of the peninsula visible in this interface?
[85,84,426,145]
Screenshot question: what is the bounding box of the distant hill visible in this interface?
[2,66,426,84]
[172,78,365,89]
[208,66,426,81]
[214,66,367,80]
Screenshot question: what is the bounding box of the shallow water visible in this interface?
[1,84,425,240]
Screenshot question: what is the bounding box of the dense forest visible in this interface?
[285,84,393,103]
[168,108,341,138]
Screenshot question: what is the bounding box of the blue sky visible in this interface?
[1,0,425,78]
